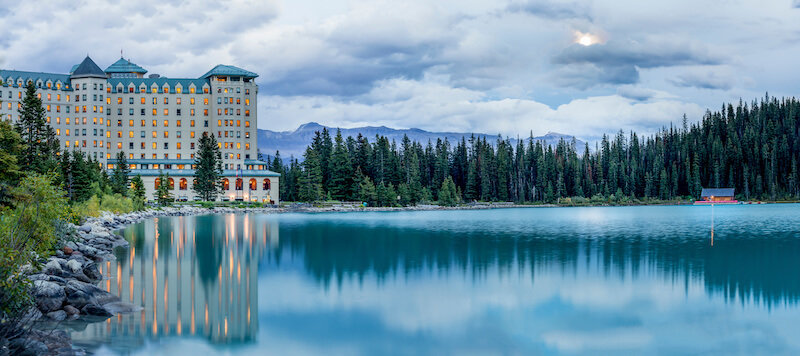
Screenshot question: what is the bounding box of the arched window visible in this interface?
[249,178,257,190]
[263,179,271,190]
[179,178,187,190]
[168,178,174,189]
[222,178,229,190]
[235,178,243,191]
[154,178,160,189]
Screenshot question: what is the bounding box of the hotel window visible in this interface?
[245,132,250,139]
[152,120,157,126]
[47,94,51,100]
[217,98,222,104]
[129,87,134,93]
[128,97,133,104]
[163,132,169,138]
[129,142,133,150]
[236,142,241,149]
[163,142,169,149]
[245,98,250,106]
[141,97,145,104]
[56,129,60,135]
[117,131,122,138]
[140,142,145,149]
[245,143,250,150]
[245,89,250,95]
[152,131,157,138]
[245,110,250,117]
[164,97,168,105]
[163,119,169,127]
[47,105,51,112]
[93,105,97,113]
[106,98,110,104]
[151,87,157,94]
[190,87,195,94]
[152,109,157,116]
[140,131,145,138]
[203,87,209,93]
[190,142,195,149]
[236,98,240,105]
[176,97,181,105]
[203,98,208,105]
[203,109,208,116]
[217,109,222,115]
[117,97,122,104]
[119,108,123,115]
[152,143,157,149]
[66,129,70,136]
[236,120,240,127]
[190,98,195,105]
[163,87,169,94]
[176,109,181,116]
[177,142,182,149]
[57,94,61,101]
[141,109,145,116]
[117,120,122,127]
[190,109,195,116]
[176,88,182,94]
[245,121,250,128]
[129,119,134,126]
[236,109,240,116]
[140,119,146,126]
[152,98,157,105]
[117,142,122,149]
[106,131,110,138]
[128,131,134,138]
[190,131,195,138]
[176,120,181,127]
[140,87,145,93]
[152,154,157,159]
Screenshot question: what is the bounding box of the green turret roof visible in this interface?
[200,64,258,79]
[105,57,147,74]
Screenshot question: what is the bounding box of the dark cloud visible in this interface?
[552,40,723,88]
[617,86,658,101]
[669,72,733,90]
[506,0,592,21]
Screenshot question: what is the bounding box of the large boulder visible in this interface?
[64,280,119,309]
[77,224,92,233]
[32,280,65,312]
[65,259,83,274]
[82,262,102,282]
[81,303,113,317]
[45,310,67,321]
[63,304,80,316]
[44,260,62,275]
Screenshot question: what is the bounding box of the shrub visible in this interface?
[0,174,68,338]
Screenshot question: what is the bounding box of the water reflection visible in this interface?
[70,205,800,354]
[71,214,279,353]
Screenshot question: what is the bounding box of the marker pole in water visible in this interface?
[711,203,714,246]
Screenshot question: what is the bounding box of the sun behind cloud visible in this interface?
[574,31,602,46]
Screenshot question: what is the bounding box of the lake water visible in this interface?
[69,205,800,355]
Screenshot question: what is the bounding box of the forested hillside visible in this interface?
[266,95,800,204]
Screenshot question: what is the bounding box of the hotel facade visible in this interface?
[0,56,279,203]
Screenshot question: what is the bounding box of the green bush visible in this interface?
[72,193,136,218]
[0,174,68,324]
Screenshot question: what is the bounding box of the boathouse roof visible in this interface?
[701,188,734,197]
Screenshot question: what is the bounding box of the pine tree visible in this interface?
[358,174,377,206]
[438,176,460,206]
[328,129,353,200]
[111,151,131,196]
[130,174,146,210]
[298,146,323,202]
[193,132,223,201]
[0,120,23,204]
[154,171,174,206]
[15,83,59,174]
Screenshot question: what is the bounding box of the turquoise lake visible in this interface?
[69,205,800,354]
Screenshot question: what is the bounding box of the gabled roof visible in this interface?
[108,77,209,93]
[105,57,147,74]
[70,56,107,79]
[200,64,258,79]
[0,70,72,90]
[701,188,734,197]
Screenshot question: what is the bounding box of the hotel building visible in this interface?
[0,56,279,203]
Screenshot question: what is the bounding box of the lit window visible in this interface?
[176,87,182,94]
[152,142,157,149]
[141,97,145,104]
[177,142,182,149]
[152,120,157,126]
[190,131,195,138]
[117,97,122,104]
[245,121,250,128]
[129,131,134,138]
[163,109,168,116]
[152,109,157,116]
[129,119,134,126]
[152,131,157,138]
[203,98,208,105]
[190,98,195,105]
[176,120,181,127]
[117,142,122,149]
[176,97,181,105]
[163,132,169,138]
[190,87,195,94]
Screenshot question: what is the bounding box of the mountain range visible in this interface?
[257,122,584,159]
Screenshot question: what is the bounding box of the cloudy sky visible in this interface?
[1,0,799,140]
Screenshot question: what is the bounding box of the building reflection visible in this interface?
[71,214,279,352]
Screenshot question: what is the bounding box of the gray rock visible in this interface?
[45,260,62,274]
[81,303,113,317]
[63,304,80,315]
[77,224,92,232]
[10,337,48,355]
[82,262,102,282]
[29,273,49,281]
[46,310,67,321]
[66,241,79,251]
[65,280,119,309]
[55,250,65,258]
[66,259,83,274]
[32,280,65,312]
